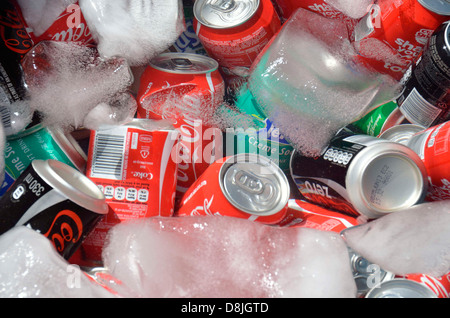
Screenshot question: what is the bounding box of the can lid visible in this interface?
[365,279,437,298]
[418,0,450,16]
[149,52,218,74]
[219,153,289,216]
[378,124,424,145]
[194,0,260,29]
[346,141,428,219]
[32,159,109,215]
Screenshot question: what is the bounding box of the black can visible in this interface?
[289,130,428,219]
[397,21,450,128]
[0,159,109,260]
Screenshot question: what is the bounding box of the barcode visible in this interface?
[399,88,441,127]
[0,105,11,128]
[90,131,126,180]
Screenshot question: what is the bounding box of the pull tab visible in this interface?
[234,170,264,194]
[209,0,236,12]
[170,58,193,70]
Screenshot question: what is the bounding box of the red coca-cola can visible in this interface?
[277,199,359,231]
[137,52,225,203]
[406,120,450,201]
[175,153,290,224]
[353,0,450,81]
[402,272,450,298]
[80,119,180,265]
[21,1,95,46]
[193,0,281,89]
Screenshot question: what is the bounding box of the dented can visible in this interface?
[193,0,281,88]
[81,119,180,264]
[290,130,428,219]
[175,153,290,224]
[0,159,109,260]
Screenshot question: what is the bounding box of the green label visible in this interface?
[352,101,398,136]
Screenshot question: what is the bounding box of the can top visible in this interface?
[365,279,437,298]
[194,0,260,29]
[220,153,289,215]
[32,159,109,215]
[418,0,450,16]
[346,140,428,219]
[149,52,218,74]
[378,124,424,145]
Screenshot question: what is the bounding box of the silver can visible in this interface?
[365,279,437,298]
[378,124,424,145]
[290,130,428,219]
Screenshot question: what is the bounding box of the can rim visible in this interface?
[346,142,428,219]
[149,52,219,74]
[378,124,424,145]
[365,278,437,298]
[194,0,260,29]
[32,159,109,215]
[218,153,289,216]
[418,0,450,16]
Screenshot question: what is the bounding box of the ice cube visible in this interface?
[341,200,450,278]
[0,226,115,297]
[325,0,374,19]
[102,216,357,298]
[248,9,399,157]
[79,0,186,66]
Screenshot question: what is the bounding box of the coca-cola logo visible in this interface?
[43,209,83,253]
[131,171,153,180]
[0,7,33,55]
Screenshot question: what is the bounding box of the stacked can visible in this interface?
[2,124,87,197]
[175,153,290,225]
[396,21,450,128]
[80,119,180,265]
[193,0,281,90]
[290,129,428,219]
[353,0,450,81]
[136,52,225,204]
[0,159,109,260]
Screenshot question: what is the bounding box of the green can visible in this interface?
[220,85,294,173]
[1,124,87,196]
[351,101,407,137]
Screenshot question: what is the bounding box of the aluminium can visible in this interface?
[406,120,450,201]
[397,21,450,128]
[1,123,87,197]
[290,130,428,219]
[175,153,290,224]
[193,0,281,88]
[353,0,450,81]
[365,278,437,298]
[401,272,450,298]
[0,159,109,260]
[378,123,424,145]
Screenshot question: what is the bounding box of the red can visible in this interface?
[175,153,290,225]
[80,119,180,265]
[407,121,450,201]
[136,52,225,203]
[193,0,281,88]
[403,272,450,298]
[353,0,450,81]
[277,199,359,231]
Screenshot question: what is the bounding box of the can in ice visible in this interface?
[193,0,281,88]
[406,120,450,201]
[0,159,109,260]
[353,0,450,81]
[401,272,450,298]
[136,52,225,202]
[290,130,428,219]
[378,123,424,145]
[222,86,294,173]
[81,119,180,264]
[350,101,407,137]
[175,153,290,225]
[397,21,450,128]
[365,278,438,298]
[277,199,358,230]
[1,124,87,197]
